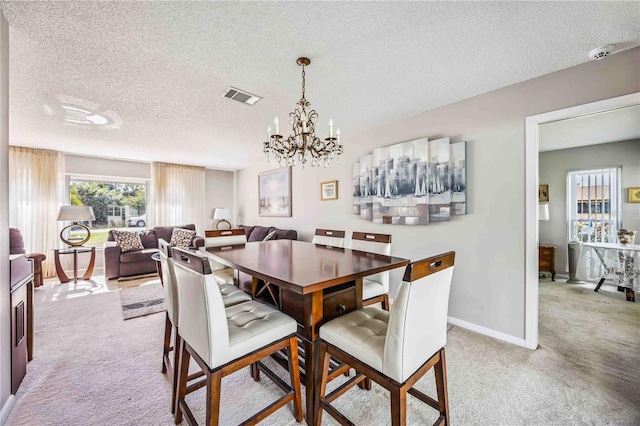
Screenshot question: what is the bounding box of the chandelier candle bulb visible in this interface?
[329,119,333,137]
[274,116,279,135]
[268,126,272,138]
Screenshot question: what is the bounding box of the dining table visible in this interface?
[201,239,410,424]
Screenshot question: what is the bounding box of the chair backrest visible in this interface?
[204,229,247,248]
[383,251,455,383]
[312,229,346,248]
[349,232,392,291]
[203,229,247,271]
[172,248,229,368]
[158,238,179,326]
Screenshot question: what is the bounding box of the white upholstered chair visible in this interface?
[202,229,252,306]
[172,248,303,425]
[348,231,393,310]
[311,228,346,248]
[158,239,181,414]
[315,251,455,426]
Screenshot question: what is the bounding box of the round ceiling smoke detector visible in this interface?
[589,44,615,60]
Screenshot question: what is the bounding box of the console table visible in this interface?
[580,242,640,302]
[54,246,96,283]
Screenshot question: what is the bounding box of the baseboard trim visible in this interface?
[447,316,527,348]
[1,394,15,425]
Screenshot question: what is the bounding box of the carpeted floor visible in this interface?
[5,276,640,425]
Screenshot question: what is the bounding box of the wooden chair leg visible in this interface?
[171,331,181,414]
[250,362,260,381]
[390,387,407,426]
[205,370,222,426]
[434,348,450,425]
[287,336,303,422]
[314,342,332,426]
[162,314,171,373]
[174,339,190,425]
[381,294,390,311]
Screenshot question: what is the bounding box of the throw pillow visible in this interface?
[170,227,196,249]
[112,230,144,253]
[263,230,278,241]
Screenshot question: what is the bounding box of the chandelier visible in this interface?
[263,57,343,167]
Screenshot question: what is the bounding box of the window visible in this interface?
[69,178,148,246]
[566,167,621,243]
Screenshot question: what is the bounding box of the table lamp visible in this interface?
[57,205,96,246]
[213,208,232,230]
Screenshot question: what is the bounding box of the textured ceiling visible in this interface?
[539,105,640,152]
[1,1,638,170]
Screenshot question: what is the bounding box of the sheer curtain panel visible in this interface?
[9,147,64,278]
[152,162,206,234]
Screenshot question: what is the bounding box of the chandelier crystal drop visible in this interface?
[263,57,343,168]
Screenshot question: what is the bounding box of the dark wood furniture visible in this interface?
[204,239,409,424]
[10,254,34,393]
[539,244,556,281]
[53,246,96,283]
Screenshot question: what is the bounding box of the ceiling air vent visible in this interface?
[221,87,262,106]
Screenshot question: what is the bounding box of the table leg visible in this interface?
[54,250,70,283]
[73,249,79,283]
[594,277,606,292]
[82,247,96,280]
[303,338,319,425]
[625,288,635,302]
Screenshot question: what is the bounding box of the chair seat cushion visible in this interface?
[210,301,296,369]
[212,268,235,286]
[363,277,385,300]
[219,283,251,307]
[319,306,389,373]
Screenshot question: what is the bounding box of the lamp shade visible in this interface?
[538,203,550,221]
[213,208,231,220]
[57,205,95,222]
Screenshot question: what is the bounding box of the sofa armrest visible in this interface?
[27,252,46,262]
[103,242,122,280]
[192,236,205,249]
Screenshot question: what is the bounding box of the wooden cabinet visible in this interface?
[539,244,556,281]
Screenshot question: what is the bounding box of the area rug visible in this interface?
[119,279,165,320]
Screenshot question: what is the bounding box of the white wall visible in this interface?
[539,139,640,273]
[236,47,640,342]
[205,168,235,230]
[0,12,12,423]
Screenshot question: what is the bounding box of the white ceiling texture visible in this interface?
[1,1,638,170]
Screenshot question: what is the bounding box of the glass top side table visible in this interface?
[53,246,96,283]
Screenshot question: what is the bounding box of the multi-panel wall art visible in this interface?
[352,138,467,225]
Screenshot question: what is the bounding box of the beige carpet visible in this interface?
[5,276,640,425]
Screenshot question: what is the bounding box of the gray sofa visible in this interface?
[238,225,297,241]
[103,224,204,280]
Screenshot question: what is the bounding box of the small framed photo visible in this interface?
[629,187,640,203]
[538,184,549,202]
[321,180,338,201]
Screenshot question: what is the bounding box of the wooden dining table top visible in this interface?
[202,239,410,294]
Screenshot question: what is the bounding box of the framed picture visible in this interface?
[321,180,338,201]
[258,166,291,217]
[629,187,640,203]
[539,184,549,202]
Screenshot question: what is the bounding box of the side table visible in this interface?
[54,246,96,283]
[539,244,556,281]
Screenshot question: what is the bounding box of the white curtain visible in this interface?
[9,146,65,278]
[152,162,206,235]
